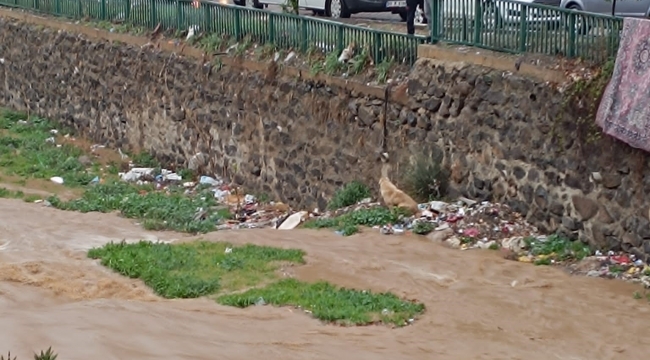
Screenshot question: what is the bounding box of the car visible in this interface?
[559,0,650,18]
[437,0,561,30]
[234,0,414,20]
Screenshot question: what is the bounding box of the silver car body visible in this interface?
[560,0,650,18]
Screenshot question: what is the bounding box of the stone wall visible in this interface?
[1,15,650,260]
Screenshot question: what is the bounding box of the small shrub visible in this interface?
[402,153,449,203]
[33,348,57,360]
[0,351,16,360]
[327,181,371,210]
[412,221,435,235]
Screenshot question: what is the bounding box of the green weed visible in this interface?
[0,111,98,186]
[0,187,23,199]
[88,240,306,298]
[525,234,591,262]
[402,153,449,203]
[327,181,371,210]
[0,347,58,360]
[488,242,500,250]
[47,181,230,233]
[217,278,425,327]
[412,221,435,235]
[33,348,57,360]
[303,207,408,236]
[130,151,160,168]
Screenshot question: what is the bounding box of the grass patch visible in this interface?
[88,240,306,298]
[0,111,98,186]
[327,180,371,210]
[0,187,43,202]
[525,234,591,264]
[47,181,231,233]
[217,278,425,327]
[303,207,408,236]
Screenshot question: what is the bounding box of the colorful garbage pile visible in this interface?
[566,251,650,287]
[119,168,292,229]
[380,198,540,247]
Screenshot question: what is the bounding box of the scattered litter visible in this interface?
[199,175,221,186]
[224,247,232,254]
[254,297,266,306]
[50,176,64,184]
[277,211,307,230]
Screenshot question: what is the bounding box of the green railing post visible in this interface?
[568,12,576,57]
[300,18,307,52]
[473,0,482,44]
[430,0,439,42]
[203,2,212,32]
[336,25,344,53]
[268,13,275,44]
[373,31,382,63]
[126,0,131,21]
[55,0,60,15]
[77,0,82,17]
[234,9,241,40]
[150,0,157,28]
[101,0,106,20]
[518,5,528,52]
[176,0,182,29]
[33,0,38,11]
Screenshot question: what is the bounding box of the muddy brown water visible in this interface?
[1,198,650,359]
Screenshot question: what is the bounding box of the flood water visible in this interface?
[1,198,649,359]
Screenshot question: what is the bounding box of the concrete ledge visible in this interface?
[418,44,567,84]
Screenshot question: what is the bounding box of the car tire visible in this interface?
[326,0,351,19]
[566,4,591,34]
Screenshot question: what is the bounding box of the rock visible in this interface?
[188,152,208,171]
[602,173,622,189]
[444,235,461,249]
[561,217,579,231]
[571,195,598,221]
[426,228,454,243]
[502,236,526,253]
[78,155,92,166]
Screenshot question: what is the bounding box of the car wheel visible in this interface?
[326,0,351,19]
[567,4,591,34]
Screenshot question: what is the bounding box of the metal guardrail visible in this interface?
[429,0,622,62]
[0,0,621,66]
[0,0,427,66]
